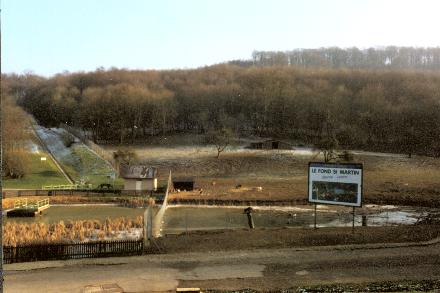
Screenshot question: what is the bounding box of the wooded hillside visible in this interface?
[3,48,440,157]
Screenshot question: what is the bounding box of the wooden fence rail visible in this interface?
[3,239,149,264]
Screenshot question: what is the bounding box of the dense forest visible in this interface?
[3,47,440,157]
[231,47,440,70]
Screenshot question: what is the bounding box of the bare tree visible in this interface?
[113,148,138,174]
[315,114,339,163]
[206,128,234,159]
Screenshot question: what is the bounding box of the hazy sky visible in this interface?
[3,0,440,76]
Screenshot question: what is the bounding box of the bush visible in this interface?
[61,131,76,148]
[3,151,30,179]
[339,150,354,162]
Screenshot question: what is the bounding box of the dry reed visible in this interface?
[3,216,144,246]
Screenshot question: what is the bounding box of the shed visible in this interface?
[249,139,293,150]
[119,164,158,192]
[173,177,195,191]
[250,142,264,149]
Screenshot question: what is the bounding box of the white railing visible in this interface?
[13,198,50,210]
[42,184,93,190]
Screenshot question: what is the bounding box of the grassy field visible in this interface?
[33,126,121,188]
[3,127,120,189]
[58,144,121,187]
[3,152,69,189]
[103,141,440,207]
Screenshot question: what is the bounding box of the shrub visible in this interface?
[61,131,76,148]
[3,150,30,179]
[339,150,354,162]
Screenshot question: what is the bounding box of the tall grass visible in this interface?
[3,216,144,246]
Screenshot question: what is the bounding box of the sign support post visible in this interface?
[352,206,355,233]
[314,203,317,229]
[308,162,363,232]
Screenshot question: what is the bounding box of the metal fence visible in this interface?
[166,198,303,206]
[3,190,301,206]
[3,239,149,264]
[42,184,93,190]
[3,189,158,198]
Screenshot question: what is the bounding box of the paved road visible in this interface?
[4,242,440,292]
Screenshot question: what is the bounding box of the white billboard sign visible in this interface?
[308,162,363,207]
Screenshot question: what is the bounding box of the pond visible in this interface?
[4,205,146,224]
[161,205,432,234]
[4,204,436,234]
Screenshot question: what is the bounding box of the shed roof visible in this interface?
[250,139,294,146]
[119,164,157,179]
[172,177,195,183]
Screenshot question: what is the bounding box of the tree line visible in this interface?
[228,47,440,70]
[3,63,440,157]
[1,81,32,178]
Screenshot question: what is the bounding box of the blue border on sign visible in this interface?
[309,162,363,169]
[307,162,363,207]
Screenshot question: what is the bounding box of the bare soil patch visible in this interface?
[103,143,440,206]
[165,153,440,206]
[157,224,440,254]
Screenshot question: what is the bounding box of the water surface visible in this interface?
[4,205,146,224]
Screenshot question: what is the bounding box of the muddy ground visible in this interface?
[157,224,440,254]
[9,140,438,208]
[102,144,440,207]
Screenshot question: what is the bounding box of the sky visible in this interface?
[2,0,440,76]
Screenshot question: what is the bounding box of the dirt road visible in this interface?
[4,241,440,292]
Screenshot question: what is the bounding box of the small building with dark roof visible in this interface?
[249,139,293,150]
[119,164,158,192]
[172,177,195,191]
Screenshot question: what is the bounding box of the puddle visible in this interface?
[365,211,425,226]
